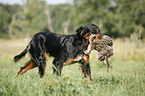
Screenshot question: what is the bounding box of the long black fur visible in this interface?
[14,24,101,78]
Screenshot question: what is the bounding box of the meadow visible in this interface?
[0,39,144,96]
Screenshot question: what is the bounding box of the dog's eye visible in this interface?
[93,28,98,34]
[96,28,101,34]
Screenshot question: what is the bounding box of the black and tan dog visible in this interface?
[14,24,101,82]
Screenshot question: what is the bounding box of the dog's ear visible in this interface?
[76,26,84,38]
[76,26,91,39]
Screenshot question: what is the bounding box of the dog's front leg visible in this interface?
[52,59,64,76]
[80,55,92,82]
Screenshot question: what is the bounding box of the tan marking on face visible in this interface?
[86,35,91,42]
[96,34,102,39]
[81,31,84,36]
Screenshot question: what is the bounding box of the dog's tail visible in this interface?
[14,45,29,63]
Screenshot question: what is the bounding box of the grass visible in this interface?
[0,39,144,96]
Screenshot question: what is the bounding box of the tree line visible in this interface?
[0,0,144,39]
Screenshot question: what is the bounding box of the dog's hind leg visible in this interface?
[43,52,47,76]
[17,60,37,78]
[38,52,47,78]
[28,37,48,78]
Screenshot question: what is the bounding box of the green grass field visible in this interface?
[0,39,144,96]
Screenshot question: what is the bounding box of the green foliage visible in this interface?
[0,4,20,37]
[50,4,72,33]
[71,0,145,38]
[10,0,48,38]
[0,0,145,38]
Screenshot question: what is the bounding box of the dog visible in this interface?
[14,24,102,82]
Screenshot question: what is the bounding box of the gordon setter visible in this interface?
[14,24,102,82]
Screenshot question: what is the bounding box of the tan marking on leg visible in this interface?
[63,55,83,66]
[80,68,84,73]
[44,52,48,60]
[43,63,47,77]
[17,60,37,78]
[63,59,74,66]
[82,55,91,82]
[82,55,89,63]
[86,73,91,83]
[43,52,47,76]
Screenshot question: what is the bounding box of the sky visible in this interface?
[0,0,73,5]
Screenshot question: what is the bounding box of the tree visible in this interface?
[0,4,20,38]
[71,0,145,38]
[10,0,49,37]
[49,4,72,34]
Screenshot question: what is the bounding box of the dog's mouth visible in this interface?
[95,34,102,39]
[85,33,102,44]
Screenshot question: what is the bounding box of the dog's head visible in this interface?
[76,24,102,41]
[85,24,102,40]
